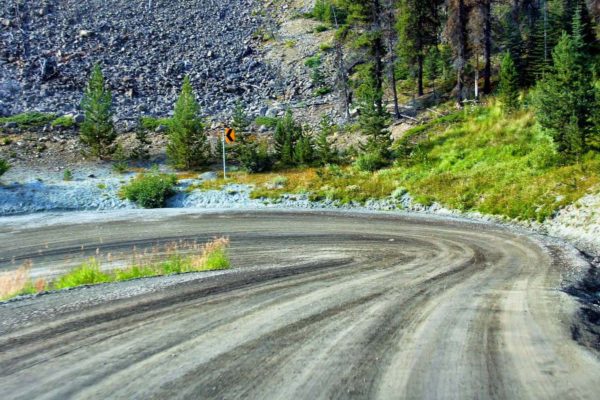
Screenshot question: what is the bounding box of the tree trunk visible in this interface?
[483,0,492,94]
[372,0,385,115]
[456,0,468,104]
[417,54,424,97]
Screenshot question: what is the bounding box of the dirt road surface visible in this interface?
[0,210,598,399]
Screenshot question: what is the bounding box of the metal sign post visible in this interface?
[222,128,236,180]
[222,129,227,180]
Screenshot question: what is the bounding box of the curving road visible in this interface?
[0,210,598,399]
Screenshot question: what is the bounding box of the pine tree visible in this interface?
[356,68,391,158]
[498,52,520,111]
[446,0,470,103]
[132,121,151,161]
[80,64,116,159]
[231,101,250,144]
[167,76,211,169]
[294,135,314,165]
[0,158,9,177]
[532,30,598,159]
[315,114,337,165]
[397,0,443,96]
[274,110,302,166]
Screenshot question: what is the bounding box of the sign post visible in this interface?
[222,128,236,180]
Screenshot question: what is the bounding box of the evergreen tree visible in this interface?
[132,121,151,161]
[446,0,470,103]
[274,110,303,166]
[0,158,9,177]
[356,68,391,158]
[397,0,443,96]
[315,114,337,165]
[498,52,520,111]
[80,64,116,159]
[294,135,314,165]
[532,31,598,159]
[231,100,251,144]
[167,76,211,169]
[238,139,274,173]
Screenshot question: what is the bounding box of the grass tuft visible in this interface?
[0,238,231,301]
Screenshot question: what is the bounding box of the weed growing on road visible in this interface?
[54,258,112,290]
[0,238,231,301]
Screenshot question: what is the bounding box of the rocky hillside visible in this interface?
[0,0,282,122]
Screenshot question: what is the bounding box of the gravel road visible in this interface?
[0,210,598,399]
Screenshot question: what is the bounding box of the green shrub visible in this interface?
[311,0,347,25]
[0,159,9,177]
[255,116,279,128]
[51,115,75,128]
[315,25,329,33]
[314,86,332,96]
[121,172,178,208]
[140,116,172,131]
[354,152,388,172]
[0,112,55,128]
[112,144,129,174]
[319,43,333,52]
[63,169,73,181]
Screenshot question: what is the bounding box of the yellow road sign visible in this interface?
[225,128,236,144]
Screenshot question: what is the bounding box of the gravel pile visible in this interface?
[0,0,281,120]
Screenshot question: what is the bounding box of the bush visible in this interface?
[0,158,9,177]
[51,115,75,129]
[63,169,73,181]
[112,144,129,174]
[0,112,55,128]
[255,116,279,128]
[354,152,388,172]
[311,0,347,25]
[140,116,172,131]
[80,64,116,158]
[121,172,178,208]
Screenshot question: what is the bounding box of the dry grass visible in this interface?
[0,261,40,300]
[1,237,231,301]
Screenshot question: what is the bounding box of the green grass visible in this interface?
[392,105,600,221]
[53,259,112,290]
[0,112,56,128]
[1,238,231,301]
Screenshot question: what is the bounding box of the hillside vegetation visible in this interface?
[205,104,599,222]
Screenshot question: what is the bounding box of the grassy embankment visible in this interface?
[0,237,231,301]
[201,104,600,221]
